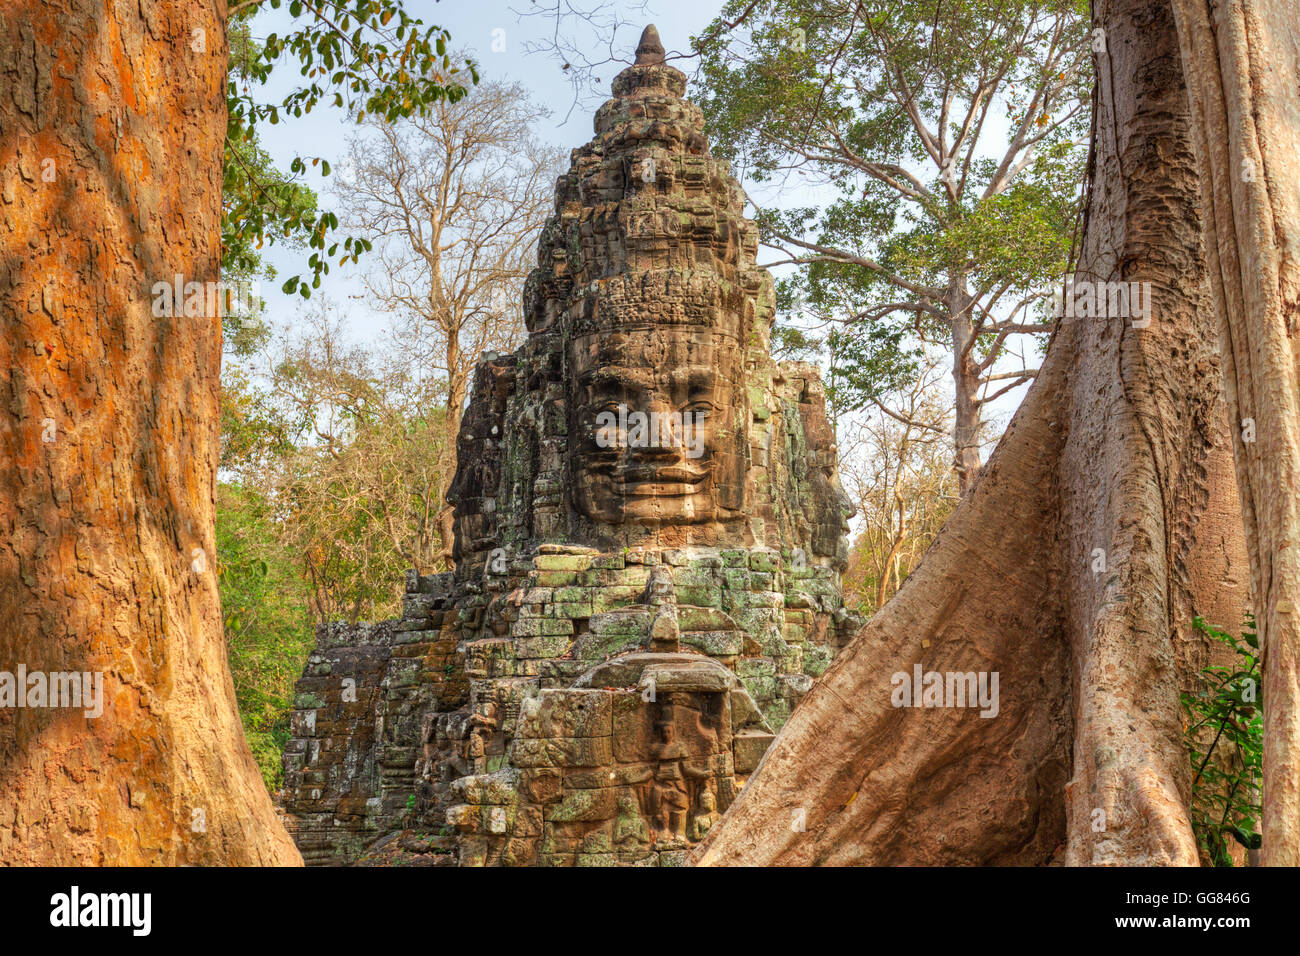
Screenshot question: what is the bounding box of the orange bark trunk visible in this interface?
[0,0,300,864]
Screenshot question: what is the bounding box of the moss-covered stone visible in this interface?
[803,643,833,678]
[534,554,593,572]
[681,629,744,656]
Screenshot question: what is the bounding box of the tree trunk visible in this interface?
[693,0,1251,865]
[0,0,300,864]
[446,324,464,444]
[949,280,984,495]
[436,318,464,565]
[1168,0,1300,867]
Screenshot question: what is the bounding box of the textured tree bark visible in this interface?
[693,0,1251,866]
[439,320,464,565]
[1168,0,1300,867]
[948,279,985,496]
[0,0,301,864]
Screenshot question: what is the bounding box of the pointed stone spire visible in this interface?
[634,24,665,65]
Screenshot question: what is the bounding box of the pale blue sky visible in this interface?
[247,0,726,343]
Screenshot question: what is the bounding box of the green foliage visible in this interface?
[1181,615,1263,866]
[825,322,921,415]
[220,365,293,478]
[223,4,477,295]
[216,482,315,790]
[277,405,451,623]
[225,19,321,285]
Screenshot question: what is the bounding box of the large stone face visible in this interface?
[566,327,748,529]
[281,25,859,866]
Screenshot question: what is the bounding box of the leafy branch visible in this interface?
[223,2,479,296]
[1181,614,1262,866]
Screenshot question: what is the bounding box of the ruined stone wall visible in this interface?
[280,606,466,865]
[281,26,858,866]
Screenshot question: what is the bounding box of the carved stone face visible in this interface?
[568,327,746,527]
[446,360,513,569]
[814,463,856,565]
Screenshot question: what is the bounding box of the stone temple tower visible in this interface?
[281,25,859,866]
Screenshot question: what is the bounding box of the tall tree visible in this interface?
[257,300,450,619]
[695,0,1090,494]
[693,0,1260,865]
[335,83,563,559]
[0,0,300,863]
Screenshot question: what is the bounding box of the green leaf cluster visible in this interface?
[216,482,315,790]
[223,3,477,295]
[1181,615,1263,866]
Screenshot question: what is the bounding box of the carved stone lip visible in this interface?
[615,464,707,484]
